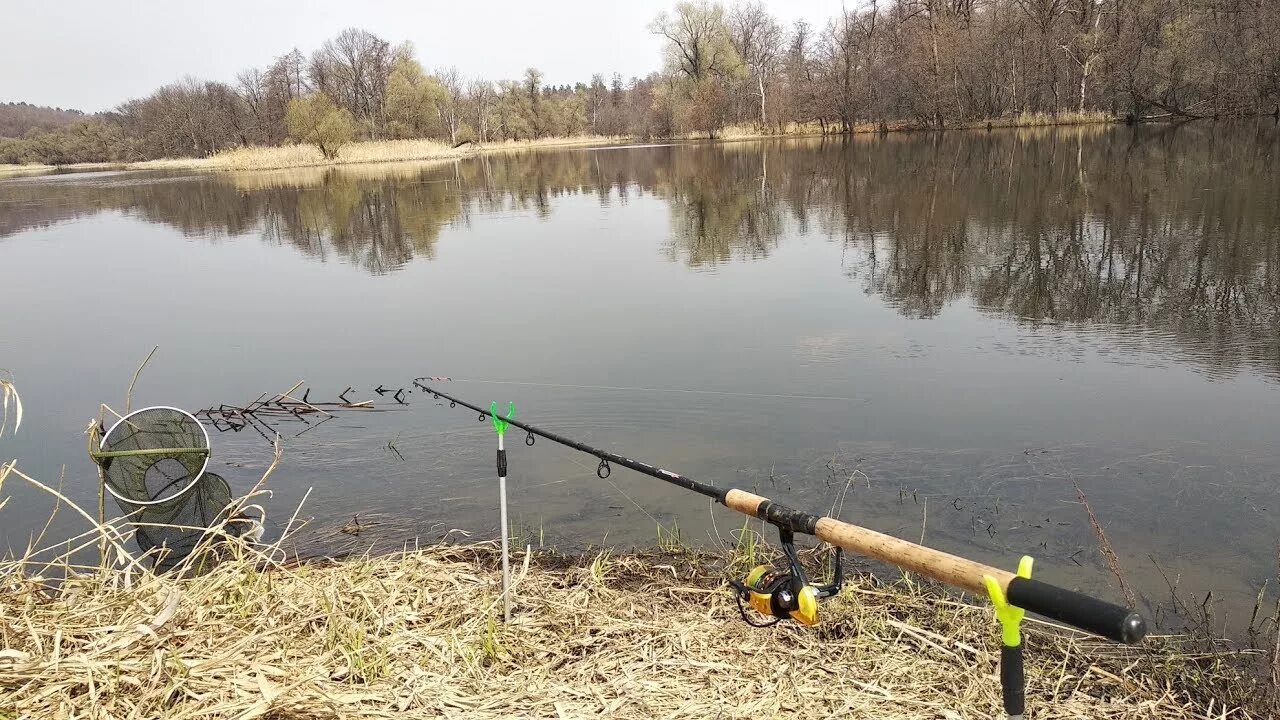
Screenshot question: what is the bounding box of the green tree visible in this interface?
[650,1,744,137]
[285,94,356,160]
[495,80,533,139]
[386,56,447,138]
[650,1,740,82]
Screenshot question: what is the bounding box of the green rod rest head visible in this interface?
[984,555,1034,647]
[490,401,515,437]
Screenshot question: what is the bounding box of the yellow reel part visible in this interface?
[792,586,818,625]
[745,565,775,618]
[742,565,821,625]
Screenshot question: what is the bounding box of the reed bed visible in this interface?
[968,110,1118,129]
[708,112,1117,141]
[218,161,456,192]
[0,163,56,177]
[0,521,1263,719]
[143,135,631,173]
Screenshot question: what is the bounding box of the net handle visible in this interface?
[98,405,211,507]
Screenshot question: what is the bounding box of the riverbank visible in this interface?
[0,537,1264,719]
[159,111,1118,172]
[0,136,632,176]
[145,135,634,172]
[716,110,1116,139]
[0,112,1125,176]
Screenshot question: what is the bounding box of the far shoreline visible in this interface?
[7,111,1258,177]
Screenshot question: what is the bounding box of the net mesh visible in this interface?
[95,407,254,571]
[99,407,209,504]
[117,472,242,572]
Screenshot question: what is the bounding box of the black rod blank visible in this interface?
[414,381,726,502]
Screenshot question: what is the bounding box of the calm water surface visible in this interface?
[1,124,1277,631]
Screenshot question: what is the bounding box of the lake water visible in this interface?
[1,124,1277,632]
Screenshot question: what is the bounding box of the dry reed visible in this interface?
[706,112,1117,141]
[140,135,631,173]
[224,160,460,191]
[0,474,1264,719]
[969,110,1118,128]
[0,163,56,177]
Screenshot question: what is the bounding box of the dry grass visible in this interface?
[0,163,56,177]
[965,110,1118,129]
[145,135,631,173]
[0,546,1263,720]
[473,135,632,155]
[708,121,925,139]
[702,112,1116,142]
[0,466,1266,720]
[695,123,818,140]
[222,161,462,191]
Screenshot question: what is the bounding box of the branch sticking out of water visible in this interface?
[0,369,22,438]
[125,346,158,415]
[1073,479,1137,608]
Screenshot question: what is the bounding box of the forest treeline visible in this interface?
[2,0,1278,165]
[0,103,86,138]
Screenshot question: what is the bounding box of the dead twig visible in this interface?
[1074,478,1137,609]
[124,345,158,414]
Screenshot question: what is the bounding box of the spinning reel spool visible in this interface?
[730,527,843,627]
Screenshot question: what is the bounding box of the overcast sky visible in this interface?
[2,0,845,112]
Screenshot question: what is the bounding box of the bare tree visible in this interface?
[236,68,269,143]
[587,74,608,132]
[270,49,309,99]
[1014,0,1071,111]
[729,2,783,127]
[309,28,395,137]
[524,67,544,136]
[206,81,252,146]
[467,78,494,142]
[1061,0,1107,113]
[435,66,464,144]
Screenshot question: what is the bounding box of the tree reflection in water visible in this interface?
[2,122,1275,377]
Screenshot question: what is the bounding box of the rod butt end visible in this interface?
[1120,613,1147,645]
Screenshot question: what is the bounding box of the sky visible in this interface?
[1,0,845,113]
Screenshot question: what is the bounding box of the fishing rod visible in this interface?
[175,374,1147,715]
[417,379,1146,719]
[415,379,1146,645]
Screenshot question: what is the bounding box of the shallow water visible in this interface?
[1,124,1278,632]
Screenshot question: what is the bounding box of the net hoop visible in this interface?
[99,405,211,507]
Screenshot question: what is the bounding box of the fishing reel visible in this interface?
[730,527,843,627]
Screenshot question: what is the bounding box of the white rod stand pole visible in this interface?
[498,433,512,622]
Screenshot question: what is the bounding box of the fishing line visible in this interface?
[569,453,666,530]
[442,378,870,404]
[512,427,667,530]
